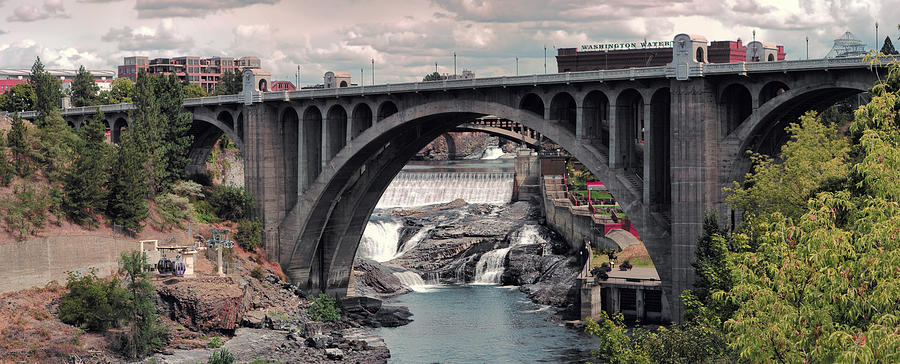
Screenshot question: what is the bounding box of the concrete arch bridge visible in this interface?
[17,35,882,321]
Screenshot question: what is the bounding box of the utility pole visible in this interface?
[297,65,301,90]
[876,22,880,51]
[435,62,438,74]
[371,59,374,85]
[453,52,457,78]
[806,36,809,59]
[515,56,518,76]
[361,68,364,86]
[544,45,547,74]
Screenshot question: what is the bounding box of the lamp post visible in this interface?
[453,52,457,78]
[544,45,547,74]
[371,59,374,85]
[806,36,809,60]
[515,56,518,76]
[876,22,880,51]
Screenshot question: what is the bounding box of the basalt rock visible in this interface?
[352,258,410,297]
[156,276,248,332]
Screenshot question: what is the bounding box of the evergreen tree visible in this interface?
[70,65,100,107]
[129,69,166,195]
[0,83,37,112]
[64,110,112,226]
[106,126,149,231]
[0,131,14,186]
[155,74,193,188]
[34,109,78,182]
[8,114,30,176]
[183,83,207,98]
[118,251,167,358]
[881,36,898,55]
[29,57,62,125]
[423,71,443,81]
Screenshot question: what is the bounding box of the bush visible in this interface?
[189,172,212,187]
[208,336,223,348]
[171,180,204,199]
[236,218,263,251]
[58,269,127,331]
[117,251,168,359]
[194,199,220,223]
[2,184,50,240]
[153,193,194,230]
[208,348,235,364]
[309,294,341,322]
[619,260,632,271]
[207,184,253,221]
[250,266,264,281]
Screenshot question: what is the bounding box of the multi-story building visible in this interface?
[556,37,786,72]
[118,55,262,93]
[0,68,115,94]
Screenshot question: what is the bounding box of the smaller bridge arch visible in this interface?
[582,90,610,147]
[519,93,545,117]
[759,81,789,107]
[325,104,348,161]
[302,105,323,189]
[350,103,374,140]
[720,83,753,136]
[377,100,398,122]
[549,92,577,134]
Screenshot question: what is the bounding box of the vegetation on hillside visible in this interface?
[587,57,900,363]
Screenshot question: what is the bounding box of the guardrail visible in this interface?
[7,57,871,119]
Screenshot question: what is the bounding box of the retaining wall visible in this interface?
[0,235,141,294]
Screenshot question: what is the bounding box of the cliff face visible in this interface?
[156,276,249,332]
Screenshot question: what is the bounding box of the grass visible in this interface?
[590,244,655,269]
[569,190,613,201]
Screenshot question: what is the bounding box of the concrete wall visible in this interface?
[0,236,141,294]
[540,175,604,253]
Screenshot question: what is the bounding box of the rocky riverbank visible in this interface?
[352,199,583,319]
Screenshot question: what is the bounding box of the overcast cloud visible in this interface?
[0,0,896,84]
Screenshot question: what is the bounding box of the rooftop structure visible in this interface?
[826,32,867,58]
[0,68,115,95]
[557,36,786,72]
[118,55,262,93]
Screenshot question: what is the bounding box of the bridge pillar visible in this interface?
[243,103,290,264]
[575,105,585,139]
[608,104,621,168]
[668,77,726,320]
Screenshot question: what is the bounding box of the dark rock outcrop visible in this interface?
[352,258,410,297]
[156,277,248,332]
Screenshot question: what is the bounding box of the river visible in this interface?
[376,284,599,364]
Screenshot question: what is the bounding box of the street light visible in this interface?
[515,56,518,76]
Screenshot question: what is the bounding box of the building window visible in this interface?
[767,54,775,62]
[696,47,704,63]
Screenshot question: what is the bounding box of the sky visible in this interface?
[0,0,896,85]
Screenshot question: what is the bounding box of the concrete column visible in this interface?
[243,103,285,263]
[297,108,305,193]
[608,104,620,168]
[668,78,722,321]
[575,106,585,139]
[346,116,353,144]
[636,288,645,320]
[321,110,328,168]
[642,102,652,204]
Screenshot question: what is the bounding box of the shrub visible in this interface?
[208,348,235,364]
[619,260,632,271]
[309,294,341,322]
[189,172,213,187]
[171,180,204,199]
[236,219,263,251]
[2,184,50,240]
[250,266,265,281]
[58,269,127,332]
[208,336,223,349]
[207,184,253,221]
[194,199,220,223]
[153,193,194,230]
[117,251,168,359]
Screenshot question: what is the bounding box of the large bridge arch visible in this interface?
[722,79,873,190]
[275,99,670,298]
[452,124,540,149]
[185,112,245,176]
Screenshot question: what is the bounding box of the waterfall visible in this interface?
[357,219,403,262]
[376,172,514,208]
[393,271,429,292]
[473,247,512,284]
[481,146,505,159]
[471,225,545,284]
[396,226,432,257]
[513,225,546,245]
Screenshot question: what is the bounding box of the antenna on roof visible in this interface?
[752,30,756,41]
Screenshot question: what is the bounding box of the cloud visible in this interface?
[7,0,70,22]
[135,0,281,18]
[77,0,125,2]
[101,19,194,51]
[0,39,106,69]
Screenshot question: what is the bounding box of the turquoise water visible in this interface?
[376,285,599,364]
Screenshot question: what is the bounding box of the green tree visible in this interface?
[70,65,100,107]
[213,70,242,96]
[29,56,62,125]
[155,74,194,188]
[423,71,443,81]
[7,114,31,176]
[1,183,50,240]
[681,212,736,323]
[64,110,113,226]
[881,36,898,55]
[106,129,149,231]
[118,251,167,359]
[208,184,254,221]
[0,83,37,112]
[0,131,15,186]
[58,269,126,331]
[33,109,79,182]
[183,83,208,98]
[109,78,135,104]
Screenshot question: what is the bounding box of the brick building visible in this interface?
[557,38,786,72]
[118,55,262,93]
